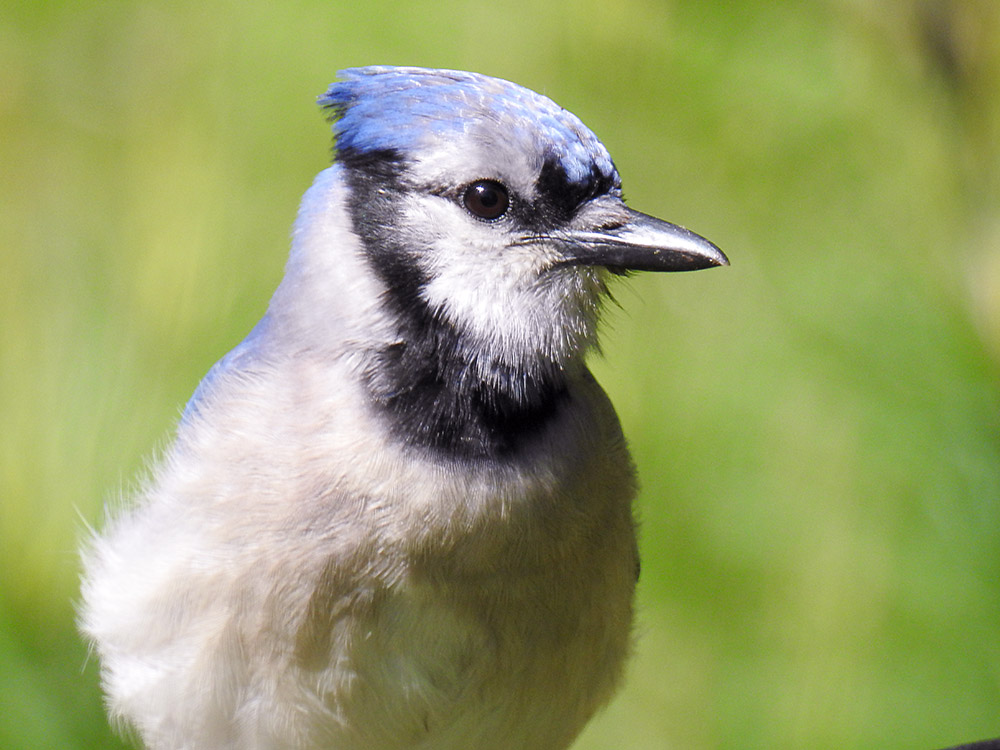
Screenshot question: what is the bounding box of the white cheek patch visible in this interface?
[399,193,605,369]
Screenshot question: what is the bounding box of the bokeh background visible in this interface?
[3,1,999,748]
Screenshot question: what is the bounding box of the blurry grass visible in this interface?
[2,1,999,749]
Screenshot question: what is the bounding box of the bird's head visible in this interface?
[316,67,726,378]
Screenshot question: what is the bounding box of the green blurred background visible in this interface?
[3,1,999,748]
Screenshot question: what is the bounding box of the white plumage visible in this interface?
[80,67,725,750]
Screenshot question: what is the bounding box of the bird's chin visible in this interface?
[477,278,605,372]
[545,258,634,277]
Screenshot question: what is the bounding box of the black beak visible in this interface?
[545,206,727,272]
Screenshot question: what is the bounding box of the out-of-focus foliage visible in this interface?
[2,2,998,748]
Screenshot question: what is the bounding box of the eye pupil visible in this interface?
[478,188,499,208]
[463,180,510,220]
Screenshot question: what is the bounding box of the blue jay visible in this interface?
[80,67,726,750]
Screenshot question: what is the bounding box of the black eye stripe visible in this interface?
[535,157,619,224]
[463,180,510,221]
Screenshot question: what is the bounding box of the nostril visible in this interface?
[594,220,626,232]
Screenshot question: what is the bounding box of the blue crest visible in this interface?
[319,67,617,186]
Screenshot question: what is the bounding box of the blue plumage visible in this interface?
[320,66,616,185]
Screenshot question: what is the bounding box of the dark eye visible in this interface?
[462,180,510,221]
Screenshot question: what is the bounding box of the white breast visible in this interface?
[81,352,638,750]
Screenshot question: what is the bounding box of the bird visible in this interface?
[79,66,727,750]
